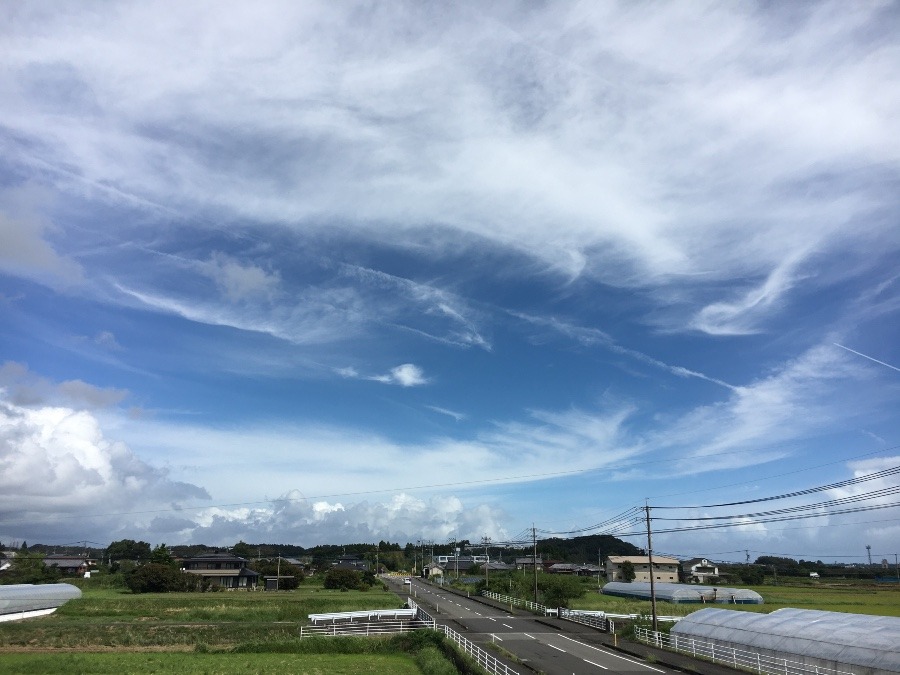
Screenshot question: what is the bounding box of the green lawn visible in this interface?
[0,652,421,675]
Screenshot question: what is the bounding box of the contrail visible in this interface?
[834,343,900,373]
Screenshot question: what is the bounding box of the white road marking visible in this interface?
[491,634,503,642]
[549,644,566,653]
[584,659,608,670]
[502,623,513,629]
[523,633,535,639]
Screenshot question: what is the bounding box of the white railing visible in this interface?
[441,623,520,675]
[481,590,549,615]
[559,608,615,632]
[303,599,518,674]
[633,628,856,675]
[308,608,416,623]
[300,619,431,637]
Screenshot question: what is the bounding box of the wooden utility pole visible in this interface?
[645,500,658,632]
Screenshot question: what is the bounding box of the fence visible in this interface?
[481,590,549,615]
[301,600,520,675]
[558,608,615,632]
[633,627,856,675]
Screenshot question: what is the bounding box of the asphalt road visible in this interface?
[389,577,675,675]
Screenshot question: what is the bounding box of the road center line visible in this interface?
[502,623,513,629]
[548,644,566,653]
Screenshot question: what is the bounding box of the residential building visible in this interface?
[43,555,90,576]
[681,558,719,583]
[182,552,259,589]
[605,555,680,583]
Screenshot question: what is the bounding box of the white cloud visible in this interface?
[1,2,894,334]
[0,394,209,529]
[202,252,281,302]
[370,363,428,387]
[0,361,128,409]
[0,185,82,285]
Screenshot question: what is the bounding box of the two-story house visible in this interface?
[182,552,259,589]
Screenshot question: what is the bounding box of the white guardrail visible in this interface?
[633,627,855,675]
[302,600,520,675]
[481,590,681,624]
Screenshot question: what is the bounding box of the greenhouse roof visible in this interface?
[602,581,763,604]
[672,608,900,673]
[0,583,82,616]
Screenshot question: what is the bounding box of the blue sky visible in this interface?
[1,1,898,563]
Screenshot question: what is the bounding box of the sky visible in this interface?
[1,1,898,564]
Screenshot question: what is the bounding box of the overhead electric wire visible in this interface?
[654,465,900,510]
[653,485,900,522]
[611,501,900,537]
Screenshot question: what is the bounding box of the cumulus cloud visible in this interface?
[0,394,210,530]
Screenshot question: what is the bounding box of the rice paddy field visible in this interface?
[0,580,442,674]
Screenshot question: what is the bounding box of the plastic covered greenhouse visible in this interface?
[671,608,900,675]
[0,583,82,622]
[602,581,763,604]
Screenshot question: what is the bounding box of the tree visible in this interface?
[324,568,364,591]
[2,553,60,585]
[249,559,304,590]
[620,560,636,582]
[232,541,253,559]
[106,539,152,569]
[540,576,584,608]
[150,544,175,567]
[126,563,184,593]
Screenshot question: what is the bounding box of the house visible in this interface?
[43,555,90,576]
[549,563,602,577]
[424,562,444,579]
[682,558,720,584]
[332,554,370,571]
[605,555,680,583]
[515,557,543,570]
[182,552,259,589]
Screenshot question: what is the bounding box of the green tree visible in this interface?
[125,563,184,593]
[232,541,253,558]
[540,575,584,608]
[249,559,304,590]
[324,567,364,590]
[105,539,152,569]
[2,553,61,585]
[621,560,636,582]
[150,544,175,567]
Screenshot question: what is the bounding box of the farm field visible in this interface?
[569,581,900,617]
[0,582,406,650]
[0,579,468,675]
[0,652,420,675]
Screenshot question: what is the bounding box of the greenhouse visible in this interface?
[0,583,82,622]
[671,608,900,675]
[602,581,763,604]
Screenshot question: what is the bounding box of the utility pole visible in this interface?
[532,524,538,603]
[482,536,491,588]
[866,545,872,566]
[276,554,281,591]
[645,500,658,632]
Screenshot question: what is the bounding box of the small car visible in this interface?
[403,578,411,584]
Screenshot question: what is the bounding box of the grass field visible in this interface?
[570,580,900,617]
[0,652,421,675]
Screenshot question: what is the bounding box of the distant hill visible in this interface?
[532,534,641,563]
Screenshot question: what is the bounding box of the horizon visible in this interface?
[1,2,898,563]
